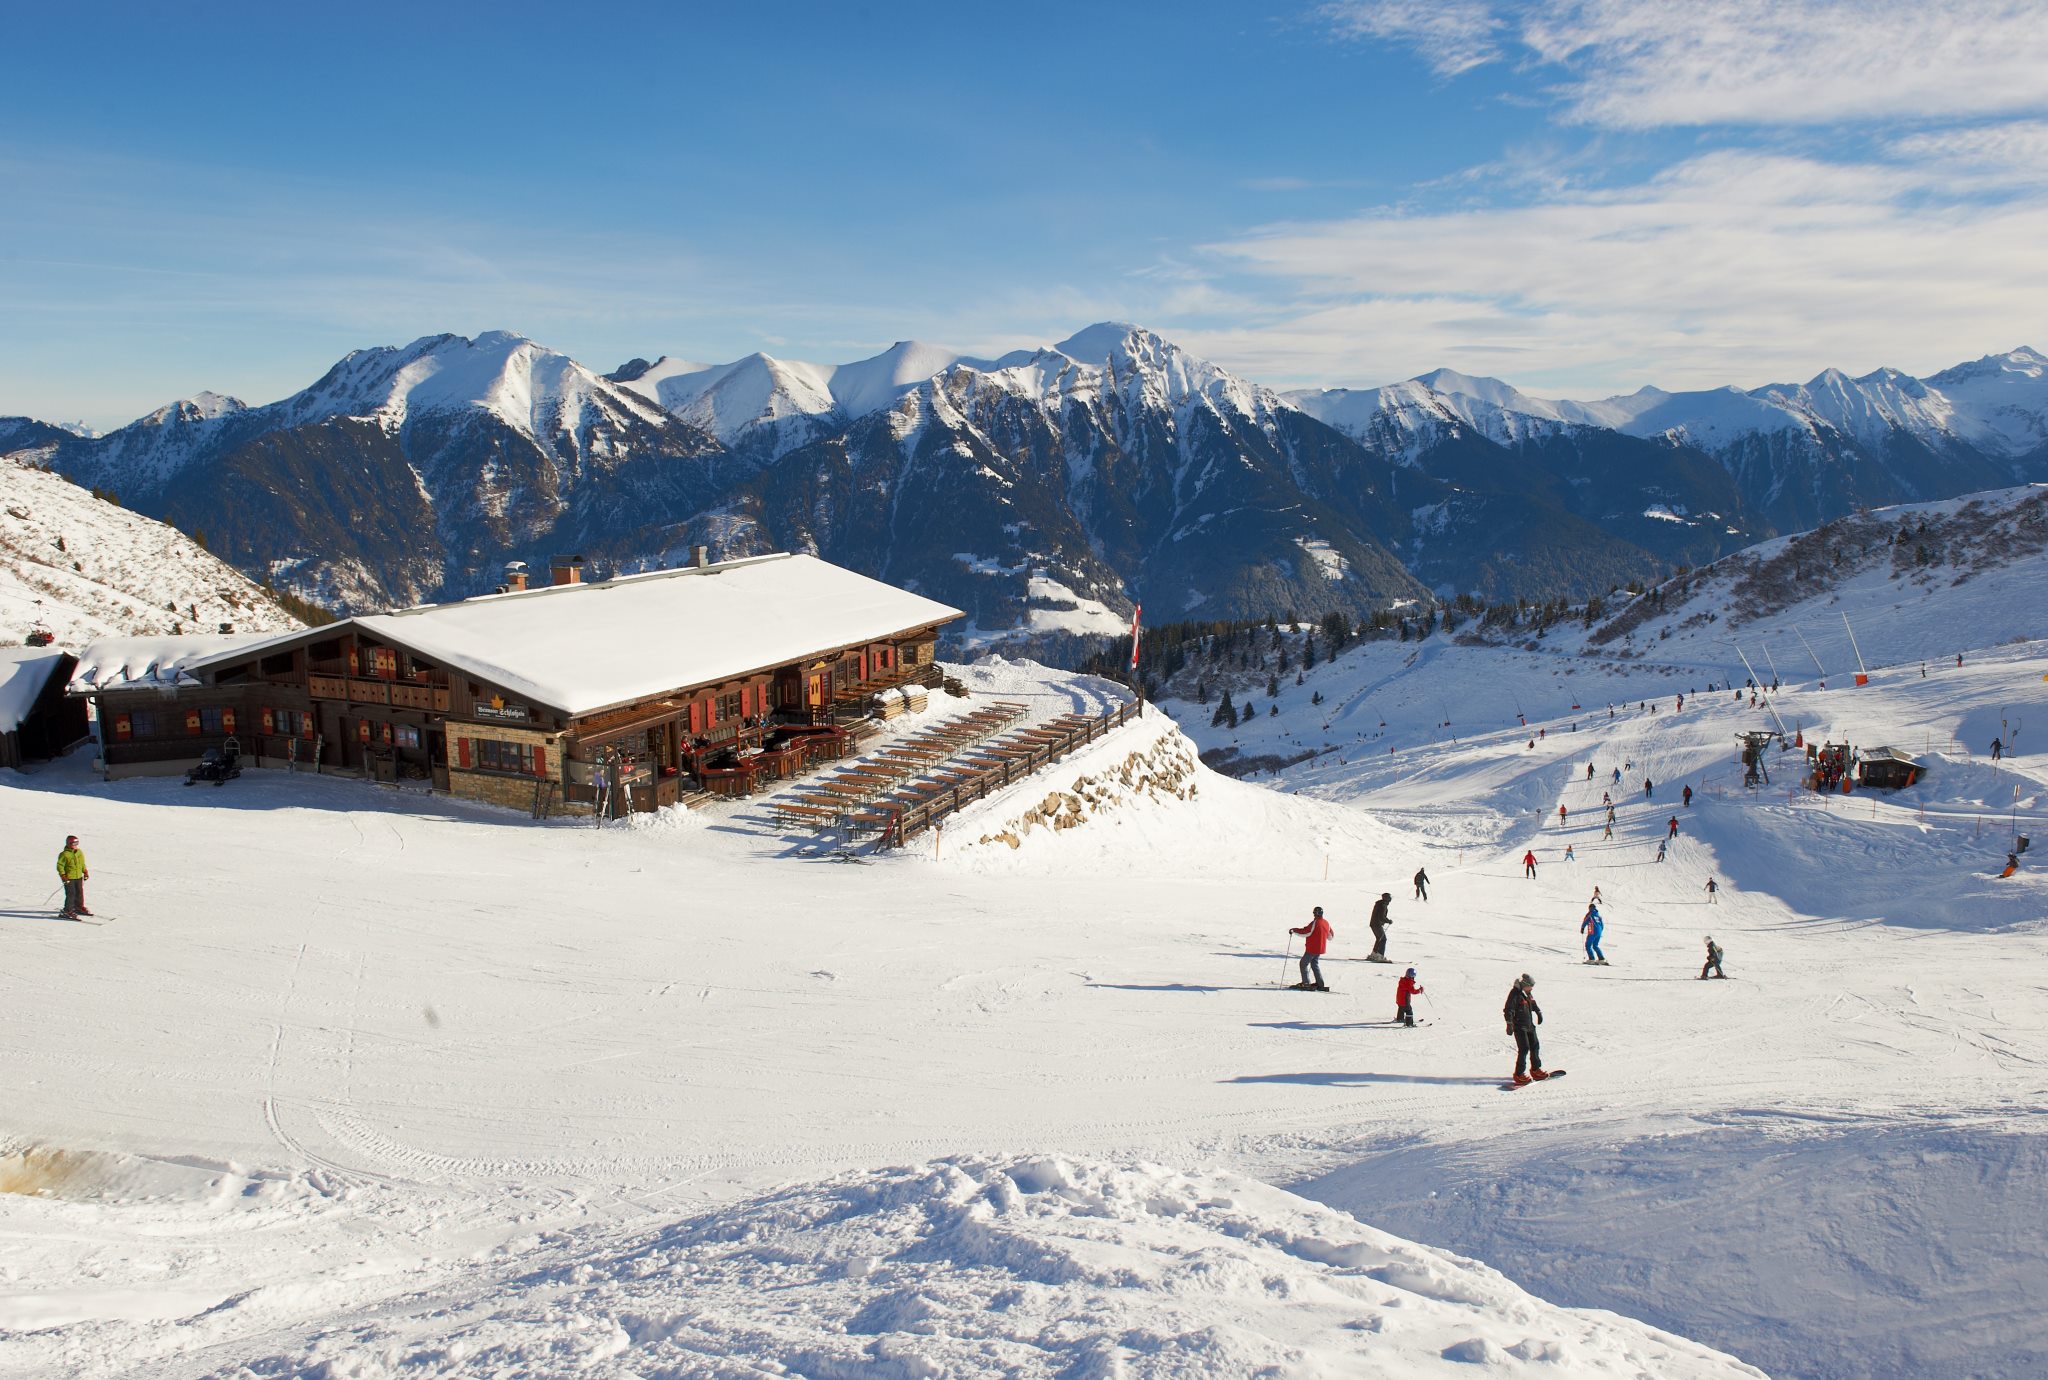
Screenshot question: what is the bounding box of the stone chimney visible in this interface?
[692,544,709,569]
[549,554,585,586]
[504,560,529,592]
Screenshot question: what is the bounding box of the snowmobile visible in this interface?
[184,738,243,787]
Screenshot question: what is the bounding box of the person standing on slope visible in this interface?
[1559,804,1569,827]
[56,835,90,919]
[1580,904,1606,964]
[1700,936,1727,979]
[1413,867,1430,901]
[1523,849,1538,879]
[1394,967,1424,1027]
[1563,843,1576,862]
[1290,907,1333,991]
[1682,784,1693,808]
[1656,838,1668,863]
[1667,816,1680,840]
[1704,877,1720,904]
[1644,778,1655,801]
[1504,974,1546,1084]
[1368,891,1393,961]
[1991,737,2004,762]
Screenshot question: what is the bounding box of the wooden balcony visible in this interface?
[390,682,451,712]
[308,673,347,700]
[347,678,390,705]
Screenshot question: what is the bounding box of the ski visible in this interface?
[1363,955,1394,963]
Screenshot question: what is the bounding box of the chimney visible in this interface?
[503,560,529,592]
[692,544,709,569]
[549,554,585,586]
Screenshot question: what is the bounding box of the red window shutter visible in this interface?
[688,702,702,733]
[533,745,547,777]
[185,709,202,734]
[704,697,716,726]
[456,737,470,768]
[358,719,370,742]
[741,686,752,716]
[114,713,131,739]
[223,708,237,734]
[261,708,274,734]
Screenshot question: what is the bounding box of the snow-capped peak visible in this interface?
[134,390,248,429]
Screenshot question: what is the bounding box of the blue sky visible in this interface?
[5,0,2046,428]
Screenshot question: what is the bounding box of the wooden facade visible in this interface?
[0,652,88,771]
[77,561,956,818]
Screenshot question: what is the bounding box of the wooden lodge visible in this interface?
[68,553,962,816]
[0,648,88,771]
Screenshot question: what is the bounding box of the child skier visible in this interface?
[56,835,91,919]
[1394,967,1424,1026]
[1656,838,1668,863]
[1290,907,1333,990]
[1563,844,1576,862]
[1504,974,1545,1084]
[1700,936,1726,979]
[1580,904,1606,964]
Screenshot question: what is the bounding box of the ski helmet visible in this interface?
[1381,891,1392,900]
[1519,973,1535,987]
[1405,967,1417,978]
[1313,906,1323,916]
[65,834,77,845]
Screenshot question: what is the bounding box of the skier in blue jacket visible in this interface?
[1580,904,1606,964]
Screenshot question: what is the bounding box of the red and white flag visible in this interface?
[1128,603,1142,671]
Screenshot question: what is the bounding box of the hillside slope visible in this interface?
[0,457,302,646]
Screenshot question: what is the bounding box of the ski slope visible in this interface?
[2,638,2044,1377]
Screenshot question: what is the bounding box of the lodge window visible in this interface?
[260,652,294,677]
[130,709,159,737]
[199,706,226,734]
[394,724,421,749]
[475,739,536,774]
[717,691,743,721]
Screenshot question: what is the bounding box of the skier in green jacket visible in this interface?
[57,835,91,919]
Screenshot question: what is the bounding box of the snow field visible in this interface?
[0,640,2042,1376]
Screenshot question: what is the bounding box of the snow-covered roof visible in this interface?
[0,647,68,734]
[67,632,294,695]
[345,553,961,718]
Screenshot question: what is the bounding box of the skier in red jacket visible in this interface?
[1523,849,1538,878]
[1289,906,1333,991]
[1394,968,1424,1026]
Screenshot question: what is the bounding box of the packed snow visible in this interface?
[4,564,2045,1376]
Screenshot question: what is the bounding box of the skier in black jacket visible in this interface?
[1368,892,1393,960]
[1504,974,1546,1083]
[1413,867,1430,901]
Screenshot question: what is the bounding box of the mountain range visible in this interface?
[3,328,2043,640]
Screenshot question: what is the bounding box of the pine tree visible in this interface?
[1267,674,1280,698]
[1213,692,1237,728]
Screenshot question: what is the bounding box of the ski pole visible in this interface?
[1280,935,1296,984]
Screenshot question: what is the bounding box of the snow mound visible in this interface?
[244,1157,1763,1379]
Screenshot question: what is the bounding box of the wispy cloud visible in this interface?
[1193,140,2048,393]
[1327,0,2048,127]
[1320,0,1505,76]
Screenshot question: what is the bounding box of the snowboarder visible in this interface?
[1523,849,1538,879]
[2001,852,2020,879]
[1656,838,1667,863]
[1413,867,1430,901]
[1682,785,1693,808]
[1368,892,1393,960]
[1504,974,1546,1084]
[1394,968,1424,1026]
[1991,737,2003,762]
[1644,778,1654,800]
[1581,905,1606,964]
[56,835,90,919]
[1700,936,1726,979]
[1563,844,1576,862]
[1667,816,1680,840]
[1704,877,1720,903]
[1289,907,1333,990]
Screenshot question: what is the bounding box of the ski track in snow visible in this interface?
[0,644,2042,1376]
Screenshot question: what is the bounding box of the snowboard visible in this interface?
[1501,1069,1568,1090]
[1364,954,1394,963]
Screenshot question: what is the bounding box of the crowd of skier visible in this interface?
[1285,755,1740,1086]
